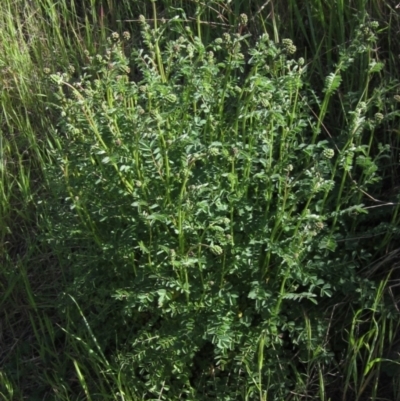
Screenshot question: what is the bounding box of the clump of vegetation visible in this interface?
[42,16,398,400]
[2,1,400,400]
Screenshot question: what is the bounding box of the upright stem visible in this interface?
[152,0,166,83]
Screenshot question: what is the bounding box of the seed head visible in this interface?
[282,38,293,47]
[362,26,371,35]
[165,94,177,103]
[222,33,231,43]
[282,38,296,54]
[357,102,367,111]
[239,13,248,27]
[287,44,297,54]
[111,32,120,42]
[323,149,335,159]
[211,245,223,256]
[208,147,219,156]
[314,221,324,231]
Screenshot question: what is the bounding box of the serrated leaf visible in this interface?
[146,213,169,223]
[319,236,337,252]
[324,72,342,95]
[138,241,149,254]
[282,292,318,304]
[369,61,384,73]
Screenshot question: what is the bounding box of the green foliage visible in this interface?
[40,17,399,400]
[2,0,400,400]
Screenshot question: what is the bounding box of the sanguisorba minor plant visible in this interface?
[43,14,399,400]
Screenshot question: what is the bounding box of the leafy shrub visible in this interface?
[43,18,396,400]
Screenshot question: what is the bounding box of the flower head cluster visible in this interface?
[282,38,297,54]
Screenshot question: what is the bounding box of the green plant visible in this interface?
[1,0,400,400]
[41,13,400,399]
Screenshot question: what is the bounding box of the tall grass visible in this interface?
[1,1,400,400]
